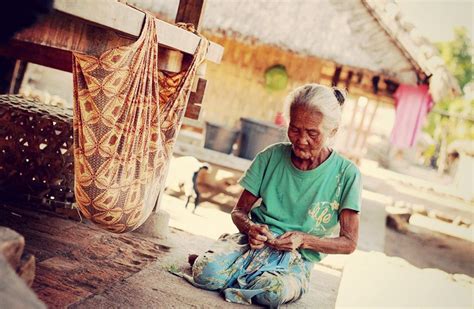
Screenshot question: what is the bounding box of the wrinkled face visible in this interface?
[288,105,326,160]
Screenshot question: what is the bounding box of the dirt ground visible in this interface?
[0,202,340,308]
[1,159,473,308]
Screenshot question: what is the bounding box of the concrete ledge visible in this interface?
[134,210,170,239]
[335,251,473,308]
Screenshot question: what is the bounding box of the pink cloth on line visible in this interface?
[390,84,434,148]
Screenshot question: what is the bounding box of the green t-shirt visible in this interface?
[239,143,361,262]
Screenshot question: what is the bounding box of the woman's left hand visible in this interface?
[266,231,305,251]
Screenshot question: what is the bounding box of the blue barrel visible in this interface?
[204,121,240,154]
[238,117,288,160]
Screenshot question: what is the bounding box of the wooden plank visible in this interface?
[53,0,144,38]
[9,11,132,71]
[409,214,474,242]
[173,141,252,172]
[3,11,185,73]
[53,0,223,63]
[0,40,72,72]
[175,0,207,31]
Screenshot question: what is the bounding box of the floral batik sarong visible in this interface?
[179,233,313,308]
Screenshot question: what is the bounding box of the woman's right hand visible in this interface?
[247,223,274,250]
[231,190,274,249]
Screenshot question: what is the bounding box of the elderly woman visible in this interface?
[186,84,361,307]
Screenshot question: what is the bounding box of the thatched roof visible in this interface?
[139,0,460,102]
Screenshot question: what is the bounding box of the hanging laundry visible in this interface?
[390,84,434,148]
[72,13,208,233]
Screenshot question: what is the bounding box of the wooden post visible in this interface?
[9,60,28,94]
[149,0,210,216]
[175,0,209,117]
[359,100,380,152]
[353,98,370,151]
[0,57,16,94]
[0,58,27,94]
[332,65,342,87]
[175,0,207,31]
[345,98,360,151]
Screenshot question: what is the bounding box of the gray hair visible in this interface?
[284,83,346,136]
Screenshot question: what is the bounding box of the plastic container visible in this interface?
[204,121,240,154]
[238,117,288,160]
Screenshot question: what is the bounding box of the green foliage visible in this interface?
[165,263,180,273]
[424,97,474,145]
[435,27,473,90]
[422,27,473,168]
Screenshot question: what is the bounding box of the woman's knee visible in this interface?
[253,289,286,307]
[192,256,227,290]
[252,276,286,306]
[252,274,306,307]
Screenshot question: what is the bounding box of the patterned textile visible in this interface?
[73,13,208,233]
[180,233,313,308]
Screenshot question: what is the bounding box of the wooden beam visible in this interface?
[1,10,204,73]
[175,0,207,31]
[53,0,222,63]
[0,40,72,72]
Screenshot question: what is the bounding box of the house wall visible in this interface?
[200,34,395,129]
[196,35,396,159]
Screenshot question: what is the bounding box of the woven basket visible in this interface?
[0,95,74,210]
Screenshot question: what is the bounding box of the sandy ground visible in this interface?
[72,227,342,309]
[0,199,341,308]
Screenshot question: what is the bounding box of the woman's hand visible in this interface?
[232,190,273,250]
[266,231,305,251]
[248,224,274,250]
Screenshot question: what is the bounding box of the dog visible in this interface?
[165,156,209,213]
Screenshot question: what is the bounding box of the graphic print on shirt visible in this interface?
[308,201,339,234]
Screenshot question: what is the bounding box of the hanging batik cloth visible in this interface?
[72,13,208,233]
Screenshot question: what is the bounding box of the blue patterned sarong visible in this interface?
[181,233,313,308]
